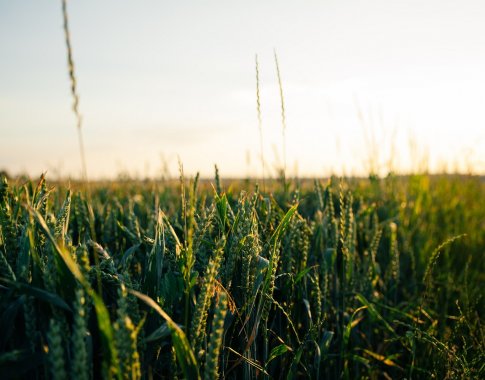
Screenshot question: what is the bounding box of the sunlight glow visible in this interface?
[1,0,484,179]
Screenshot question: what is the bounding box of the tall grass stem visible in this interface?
[255,54,265,189]
[62,0,88,184]
[274,50,287,182]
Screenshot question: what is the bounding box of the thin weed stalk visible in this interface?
[274,50,287,183]
[255,54,265,190]
[61,0,88,185]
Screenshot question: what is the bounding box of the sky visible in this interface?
[1,0,484,179]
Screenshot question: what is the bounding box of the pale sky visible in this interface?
[1,0,484,179]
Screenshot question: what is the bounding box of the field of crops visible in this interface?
[0,172,483,379]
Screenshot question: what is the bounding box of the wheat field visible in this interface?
[1,2,484,378]
[0,172,483,379]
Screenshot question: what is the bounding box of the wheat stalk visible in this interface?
[204,292,228,380]
[61,0,88,183]
[274,50,287,181]
[255,54,265,189]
